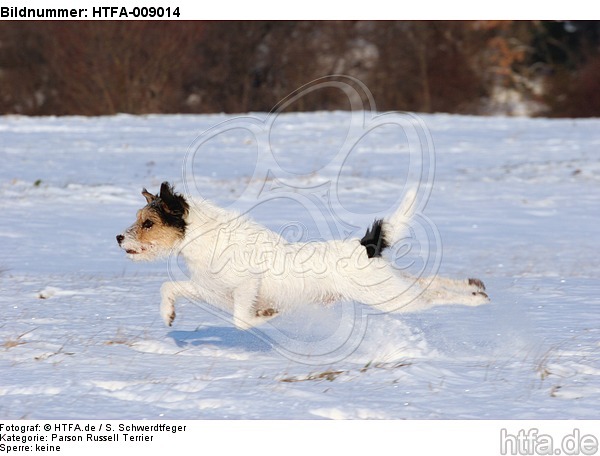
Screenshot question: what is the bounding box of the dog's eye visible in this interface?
[142,220,154,230]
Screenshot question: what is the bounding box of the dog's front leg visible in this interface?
[160,281,199,327]
[232,279,262,330]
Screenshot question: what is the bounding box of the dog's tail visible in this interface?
[360,187,417,258]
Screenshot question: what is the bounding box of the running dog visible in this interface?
[117,182,489,329]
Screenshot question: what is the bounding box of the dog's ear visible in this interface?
[159,182,189,217]
[142,188,157,204]
[159,182,174,201]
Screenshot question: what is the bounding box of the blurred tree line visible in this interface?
[0,21,599,117]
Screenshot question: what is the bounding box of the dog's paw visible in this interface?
[234,308,278,330]
[467,290,490,306]
[256,308,278,318]
[160,301,176,327]
[468,278,486,291]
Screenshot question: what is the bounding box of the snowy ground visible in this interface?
[1,111,599,419]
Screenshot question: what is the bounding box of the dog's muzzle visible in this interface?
[116,234,143,255]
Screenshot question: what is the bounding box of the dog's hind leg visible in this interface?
[344,263,489,315]
[418,276,487,294]
[418,284,489,309]
[353,281,489,314]
[341,262,434,314]
[416,276,489,307]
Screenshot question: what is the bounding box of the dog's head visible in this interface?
[116,182,189,261]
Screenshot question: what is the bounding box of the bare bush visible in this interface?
[545,56,600,117]
[0,23,49,114]
[42,22,202,115]
[1,22,202,115]
[0,21,598,117]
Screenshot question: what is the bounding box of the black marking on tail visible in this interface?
[360,219,390,258]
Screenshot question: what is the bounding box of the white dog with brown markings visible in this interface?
[117,182,489,330]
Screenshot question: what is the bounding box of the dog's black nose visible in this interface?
[116,234,124,245]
